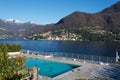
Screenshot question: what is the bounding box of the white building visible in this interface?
[8,52,21,58]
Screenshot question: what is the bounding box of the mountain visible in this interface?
[0,1,120,41]
[33,1,120,41]
[0,19,42,38]
[99,1,120,28]
[0,19,39,31]
[56,1,120,28]
[4,19,22,24]
[100,1,120,13]
[56,11,105,28]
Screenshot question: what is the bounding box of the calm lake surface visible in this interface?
[0,39,120,57]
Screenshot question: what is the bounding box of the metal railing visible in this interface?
[21,50,116,64]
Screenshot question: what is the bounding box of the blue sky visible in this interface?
[0,0,119,24]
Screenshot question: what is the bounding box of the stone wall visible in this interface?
[28,67,38,80]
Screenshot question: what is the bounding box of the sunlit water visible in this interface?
[0,39,120,57]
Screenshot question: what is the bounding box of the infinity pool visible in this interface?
[25,57,80,78]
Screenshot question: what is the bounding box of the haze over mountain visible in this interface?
[0,19,39,31]
[0,18,42,38]
[0,1,120,41]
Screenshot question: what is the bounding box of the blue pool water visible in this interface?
[25,57,80,78]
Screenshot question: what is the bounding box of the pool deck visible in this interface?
[52,58,100,80]
[23,54,116,80]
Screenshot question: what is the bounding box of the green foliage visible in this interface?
[0,43,28,80]
[25,25,120,41]
[0,43,22,52]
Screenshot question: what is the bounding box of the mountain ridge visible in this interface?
[38,1,120,41]
[100,1,120,13]
[56,1,120,28]
[0,1,120,41]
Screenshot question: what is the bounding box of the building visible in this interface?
[8,52,21,58]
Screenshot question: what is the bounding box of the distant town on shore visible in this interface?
[0,2,120,41]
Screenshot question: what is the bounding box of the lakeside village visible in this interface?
[1,27,120,41]
[25,28,120,41]
[1,31,81,41]
[26,31,87,41]
[0,43,120,80]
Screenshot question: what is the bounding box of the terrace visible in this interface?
[21,50,120,80]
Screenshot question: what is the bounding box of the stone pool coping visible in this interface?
[23,54,110,80]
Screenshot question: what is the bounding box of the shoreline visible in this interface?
[0,38,120,43]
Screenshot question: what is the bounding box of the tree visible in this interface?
[0,43,28,80]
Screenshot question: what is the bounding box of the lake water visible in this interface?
[0,39,120,57]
